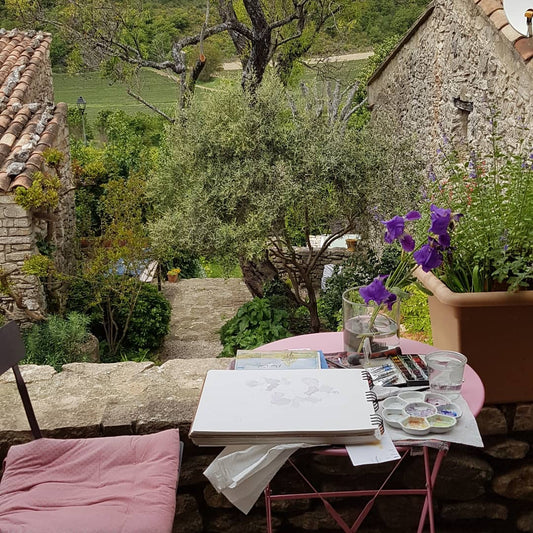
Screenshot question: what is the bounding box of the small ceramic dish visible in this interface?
[398,391,425,403]
[426,414,457,433]
[382,408,405,428]
[382,396,406,409]
[424,392,450,407]
[436,403,462,418]
[404,401,437,418]
[399,416,430,436]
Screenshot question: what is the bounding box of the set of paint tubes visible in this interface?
[367,352,429,387]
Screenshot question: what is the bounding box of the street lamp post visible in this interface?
[76,96,87,146]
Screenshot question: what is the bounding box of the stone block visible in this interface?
[13,217,31,227]
[7,227,32,237]
[518,510,533,532]
[3,205,27,218]
[492,465,533,500]
[514,404,533,432]
[173,494,203,533]
[484,438,530,459]
[440,501,508,520]
[431,452,493,500]
[5,252,30,262]
[477,406,508,435]
[203,484,234,509]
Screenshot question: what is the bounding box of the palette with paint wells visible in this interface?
[382,391,462,435]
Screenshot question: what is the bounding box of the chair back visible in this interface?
[0,321,42,439]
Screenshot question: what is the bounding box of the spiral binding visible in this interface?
[365,390,379,412]
[361,370,374,389]
[370,413,385,435]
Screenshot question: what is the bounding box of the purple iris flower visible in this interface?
[413,242,443,272]
[405,211,421,221]
[359,277,397,310]
[382,211,420,252]
[383,216,404,244]
[429,204,451,236]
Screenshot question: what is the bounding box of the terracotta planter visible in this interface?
[167,274,179,283]
[414,268,533,404]
[345,239,357,252]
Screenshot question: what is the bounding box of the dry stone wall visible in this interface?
[269,247,354,293]
[1,361,532,532]
[367,0,533,165]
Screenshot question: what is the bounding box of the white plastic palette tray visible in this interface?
[382,391,462,436]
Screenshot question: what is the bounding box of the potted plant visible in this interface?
[412,125,533,403]
[167,267,181,283]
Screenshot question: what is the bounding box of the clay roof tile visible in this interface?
[0,172,10,192]
[9,173,33,191]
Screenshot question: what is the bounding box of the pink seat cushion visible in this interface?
[0,429,181,533]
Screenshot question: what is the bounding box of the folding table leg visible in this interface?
[417,447,447,533]
[265,485,273,533]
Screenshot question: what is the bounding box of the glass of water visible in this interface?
[425,351,467,399]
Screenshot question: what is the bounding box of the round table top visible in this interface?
[259,332,485,417]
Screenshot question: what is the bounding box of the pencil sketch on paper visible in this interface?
[245,376,340,408]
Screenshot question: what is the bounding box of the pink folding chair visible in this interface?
[0,321,182,533]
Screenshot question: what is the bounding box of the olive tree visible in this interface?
[148,76,422,331]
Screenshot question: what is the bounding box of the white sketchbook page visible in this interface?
[190,369,377,436]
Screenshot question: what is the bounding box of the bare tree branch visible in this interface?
[126,90,175,123]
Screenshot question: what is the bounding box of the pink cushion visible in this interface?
[0,429,181,533]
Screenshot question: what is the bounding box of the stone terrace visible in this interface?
[0,279,532,532]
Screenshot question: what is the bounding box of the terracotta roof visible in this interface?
[0,102,67,192]
[477,0,533,61]
[0,28,52,109]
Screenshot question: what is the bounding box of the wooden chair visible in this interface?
[0,321,182,533]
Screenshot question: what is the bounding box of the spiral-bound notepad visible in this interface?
[189,369,383,446]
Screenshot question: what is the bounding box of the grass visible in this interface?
[53,70,181,124]
[53,60,368,126]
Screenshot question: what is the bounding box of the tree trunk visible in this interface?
[239,255,278,298]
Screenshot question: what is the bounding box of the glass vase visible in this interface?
[342,287,400,366]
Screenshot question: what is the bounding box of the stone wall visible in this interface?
[0,197,47,320]
[1,360,532,532]
[269,247,354,293]
[367,0,533,165]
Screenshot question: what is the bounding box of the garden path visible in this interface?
[159,278,252,362]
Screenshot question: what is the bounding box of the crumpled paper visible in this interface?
[204,443,314,513]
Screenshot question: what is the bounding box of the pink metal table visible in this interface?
[257,333,485,533]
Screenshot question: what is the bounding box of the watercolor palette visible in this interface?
[382,391,460,435]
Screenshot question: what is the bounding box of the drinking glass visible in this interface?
[425,351,467,399]
[342,287,400,366]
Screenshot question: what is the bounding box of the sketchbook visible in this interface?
[189,369,383,446]
[234,350,322,370]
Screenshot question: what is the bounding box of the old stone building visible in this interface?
[0,29,76,321]
[367,0,533,163]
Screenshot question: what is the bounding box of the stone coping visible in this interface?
[0,359,229,447]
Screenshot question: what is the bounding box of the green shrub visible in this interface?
[22,313,91,371]
[400,283,433,343]
[67,279,171,361]
[219,298,291,357]
[120,283,171,352]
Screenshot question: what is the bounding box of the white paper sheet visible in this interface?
[346,431,400,466]
[204,443,311,514]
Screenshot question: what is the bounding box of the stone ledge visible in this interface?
[0,358,229,447]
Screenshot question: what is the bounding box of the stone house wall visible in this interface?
[367,0,533,166]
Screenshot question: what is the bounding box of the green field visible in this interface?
[53,69,240,124]
[53,62,366,125]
